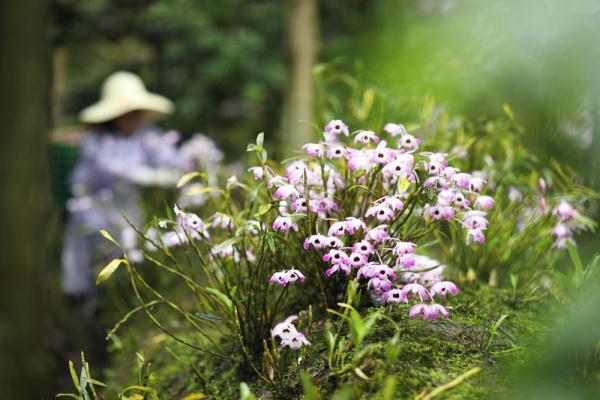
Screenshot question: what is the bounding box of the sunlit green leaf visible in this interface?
[255,132,264,147]
[213,238,240,254]
[96,259,125,285]
[185,186,222,196]
[68,360,80,392]
[254,203,272,217]
[100,229,119,246]
[240,382,256,400]
[176,171,206,188]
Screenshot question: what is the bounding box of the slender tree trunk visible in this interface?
[590,51,600,191]
[52,47,67,126]
[0,0,53,397]
[282,0,319,151]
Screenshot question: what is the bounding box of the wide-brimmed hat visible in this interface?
[79,71,174,124]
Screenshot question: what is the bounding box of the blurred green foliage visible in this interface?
[314,63,597,286]
[52,0,376,158]
[357,0,600,179]
[52,0,600,184]
[53,0,287,157]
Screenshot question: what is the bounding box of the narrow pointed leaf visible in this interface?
[96,259,124,285]
[100,229,119,246]
[176,171,206,188]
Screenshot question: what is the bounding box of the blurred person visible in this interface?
[61,71,177,313]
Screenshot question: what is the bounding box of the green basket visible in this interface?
[50,142,80,212]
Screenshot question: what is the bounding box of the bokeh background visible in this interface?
[1,0,599,397]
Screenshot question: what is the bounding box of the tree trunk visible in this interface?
[0,0,53,397]
[590,54,600,191]
[52,47,67,126]
[282,0,319,152]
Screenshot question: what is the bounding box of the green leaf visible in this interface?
[185,186,222,196]
[194,312,224,322]
[300,372,322,400]
[85,378,106,387]
[240,383,256,400]
[279,155,303,164]
[68,361,80,391]
[79,366,91,400]
[266,235,276,254]
[96,259,125,285]
[585,255,600,281]
[382,376,396,400]
[347,184,369,193]
[258,149,267,164]
[55,394,80,399]
[119,386,159,399]
[336,302,355,310]
[100,229,120,246]
[254,203,272,217]
[325,331,335,354]
[331,387,354,400]
[567,242,584,287]
[493,314,509,331]
[176,171,206,188]
[213,237,240,254]
[182,393,206,400]
[503,103,514,120]
[353,367,370,380]
[510,273,518,290]
[205,287,233,312]
[256,132,264,147]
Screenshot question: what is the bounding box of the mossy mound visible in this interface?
[103,284,549,399]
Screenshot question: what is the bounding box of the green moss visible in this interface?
[103,284,550,399]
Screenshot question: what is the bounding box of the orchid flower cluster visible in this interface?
[551,199,584,249]
[249,119,497,347]
[129,119,491,352]
[96,101,595,387]
[271,315,311,350]
[508,178,588,251]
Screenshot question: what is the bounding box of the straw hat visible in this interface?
[80,71,174,124]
